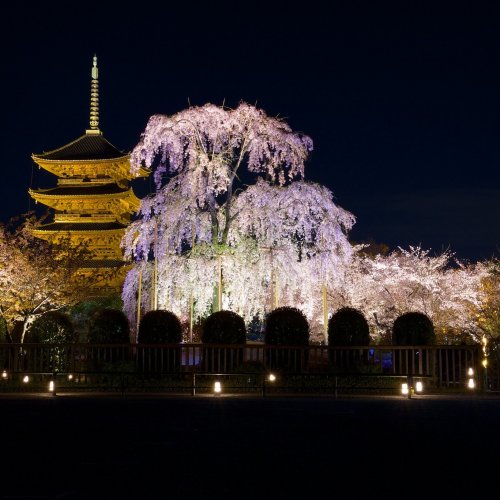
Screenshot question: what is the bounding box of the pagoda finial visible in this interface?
[87,54,101,134]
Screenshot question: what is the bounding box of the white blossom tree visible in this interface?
[336,246,487,343]
[122,103,355,341]
[123,102,488,345]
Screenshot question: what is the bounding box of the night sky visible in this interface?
[2,1,499,262]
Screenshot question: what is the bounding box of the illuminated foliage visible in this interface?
[0,214,111,343]
[122,103,354,341]
[122,102,489,346]
[336,246,487,343]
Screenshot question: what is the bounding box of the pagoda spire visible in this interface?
[87,55,101,135]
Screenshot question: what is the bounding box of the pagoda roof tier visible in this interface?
[29,185,140,206]
[30,184,129,196]
[76,259,129,269]
[32,133,128,161]
[32,222,127,233]
[31,154,149,182]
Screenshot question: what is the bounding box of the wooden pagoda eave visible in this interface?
[31,228,126,236]
[31,155,150,179]
[28,187,139,202]
[31,154,130,165]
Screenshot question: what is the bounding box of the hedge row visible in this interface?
[22,306,436,347]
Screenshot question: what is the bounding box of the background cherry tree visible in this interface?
[0,215,104,343]
[336,246,487,343]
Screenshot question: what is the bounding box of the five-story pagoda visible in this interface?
[29,56,149,294]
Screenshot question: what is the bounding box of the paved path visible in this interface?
[1,393,499,499]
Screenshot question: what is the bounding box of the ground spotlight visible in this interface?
[23,375,29,383]
[268,373,276,382]
[415,381,423,393]
[214,381,222,394]
[1,370,7,379]
[401,383,409,396]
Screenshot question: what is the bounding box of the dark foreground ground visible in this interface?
[1,392,499,500]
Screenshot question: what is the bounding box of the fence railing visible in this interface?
[0,343,485,392]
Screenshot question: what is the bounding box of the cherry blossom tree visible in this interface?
[129,102,313,246]
[471,259,500,356]
[0,215,115,343]
[122,103,354,341]
[335,246,487,343]
[123,102,488,345]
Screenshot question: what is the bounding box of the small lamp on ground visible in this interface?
[214,381,222,395]
[48,380,56,396]
[467,367,475,390]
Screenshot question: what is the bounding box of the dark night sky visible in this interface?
[2,1,499,262]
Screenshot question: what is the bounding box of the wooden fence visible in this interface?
[0,343,487,393]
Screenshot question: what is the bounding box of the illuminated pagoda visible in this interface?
[29,56,149,293]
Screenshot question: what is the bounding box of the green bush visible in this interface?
[138,310,182,344]
[264,307,309,372]
[328,307,370,346]
[25,312,75,373]
[138,310,183,375]
[392,312,435,345]
[87,309,130,368]
[201,311,246,372]
[201,310,246,344]
[69,293,123,341]
[264,307,309,346]
[28,311,75,344]
[88,309,130,344]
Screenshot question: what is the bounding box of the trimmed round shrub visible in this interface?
[28,312,75,344]
[201,311,246,373]
[138,310,182,344]
[264,307,309,346]
[138,310,182,375]
[392,312,435,345]
[201,311,246,344]
[264,307,309,372]
[328,307,370,346]
[87,309,131,367]
[88,308,130,344]
[26,312,75,372]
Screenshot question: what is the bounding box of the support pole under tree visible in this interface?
[322,283,328,343]
[189,292,194,343]
[136,268,143,335]
[190,222,195,341]
[152,222,158,311]
[274,268,279,309]
[217,254,223,312]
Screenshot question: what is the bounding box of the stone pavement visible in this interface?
[1,392,499,499]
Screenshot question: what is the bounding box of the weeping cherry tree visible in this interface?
[122,102,355,341]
